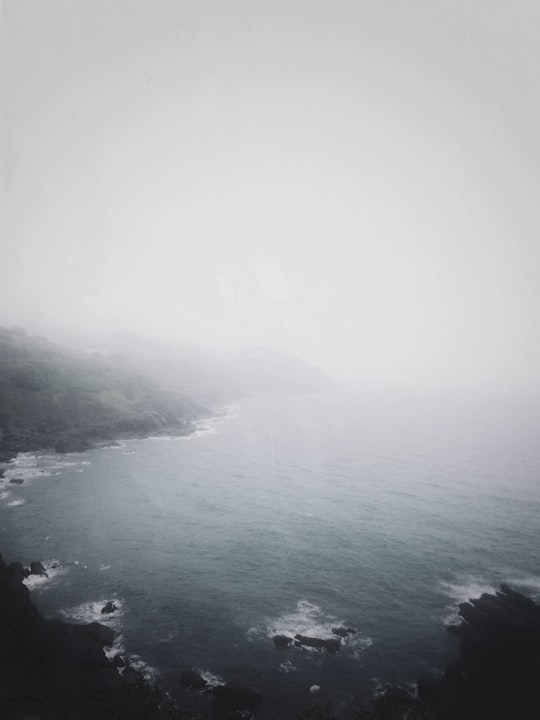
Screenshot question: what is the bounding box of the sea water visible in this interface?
[1,388,540,718]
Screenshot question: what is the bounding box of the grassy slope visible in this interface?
[0,327,203,455]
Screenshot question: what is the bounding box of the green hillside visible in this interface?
[0,327,204,458]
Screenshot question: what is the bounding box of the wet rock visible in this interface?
[30,561,48,577]
[101,600,118,615]
[332,626,356,637]
[294,634,341,652]
[419,584,540,720]
[9,561,27,582]
[213,684,262,711]
[112,654,126,668]
[273,634,293,648]
[180,669,208,690]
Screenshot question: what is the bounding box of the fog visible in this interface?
[2,0,539,390]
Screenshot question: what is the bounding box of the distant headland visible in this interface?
[0,326,332,463]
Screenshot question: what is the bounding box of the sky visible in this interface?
[1,0,539,388]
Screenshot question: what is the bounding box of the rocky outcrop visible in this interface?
[331,626,356,637]
[30,560,47,577]
[273,634,293,648]
[0,552,156,720]
[418,584,540,720]
[101,600,118,614]
[294,634,341,652]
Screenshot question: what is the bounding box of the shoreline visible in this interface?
[0,411,217,466]
[2,550,540,719]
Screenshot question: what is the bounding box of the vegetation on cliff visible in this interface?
[0,326,204,458]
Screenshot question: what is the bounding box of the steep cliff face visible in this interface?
[0,327,205,459]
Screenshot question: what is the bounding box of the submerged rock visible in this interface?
[294,634,340,652]
[180,669,208,690]
[9,477,24,485]
[213,684,262,711]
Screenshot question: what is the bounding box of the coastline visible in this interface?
[0,412,211,466]
[2,550,540,719]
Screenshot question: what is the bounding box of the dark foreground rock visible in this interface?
[294,633,341,652]
[212,684,262,712]
[418,584,540,720]
[180,669,208,690]
[0,552,185,720]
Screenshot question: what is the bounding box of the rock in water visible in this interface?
[29,561,48,577]
[273,634,293,648]
[180,669,208,690]
[332,626,357,637]
[294,634,341,652]
[101,600,118,614]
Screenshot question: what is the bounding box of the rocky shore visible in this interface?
[416,584,540,720]
[0,413,198,464]
[0,552,130,719]
[2,548,540,720]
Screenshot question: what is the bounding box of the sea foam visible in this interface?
[249,599,372,657]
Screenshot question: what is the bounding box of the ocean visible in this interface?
[1,387,540,718]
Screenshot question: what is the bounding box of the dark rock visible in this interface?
[113,654,126,668]
[213,684,262,711]
[30,561,48,577]
[180,669,208,690]
[419,584,540,720]
[294,633,341,652]
[101,600,118,615]
[332,626,356,637]
[122,666,142,685]
[85,621,116,647]
[273,634,293,648]
[9,477,24,484]
[0,551,180,719]
[9,561,27,582]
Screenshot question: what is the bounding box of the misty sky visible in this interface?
[1,1,539,387]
